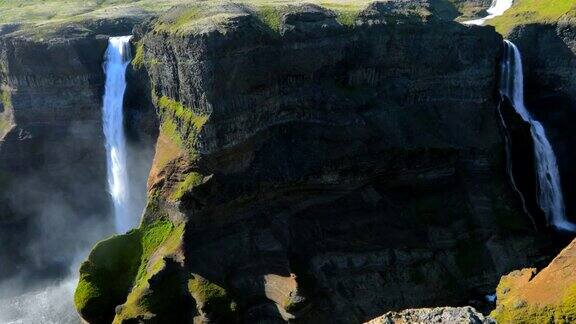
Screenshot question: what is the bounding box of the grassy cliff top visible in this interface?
[0,0,371,25]
[0,0,378,38]
[489,0,576,34]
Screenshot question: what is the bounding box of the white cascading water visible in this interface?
[103,36,134,233]
[501,40,576,232]
[463,0,513,25]
[0,36,140,324]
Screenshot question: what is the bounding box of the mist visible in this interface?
[0,65,155,324]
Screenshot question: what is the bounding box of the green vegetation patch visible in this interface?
[171,171,205,201]
[75,220,185,323]
[321,2,364,26]
[188,275,237,317]
[74,230,142,324]
[0,85,14,139]
[153,5,206,34]
[157,96,208,152]
[131,41,145,70]
[255,5,284,32]
[490,0,576,34]
[491,279,576,323]
[113,222,186,323]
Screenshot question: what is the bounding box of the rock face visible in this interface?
[366,306,495,324]
[75,2,563,323]
[508,22,576,224]
[0,19,155,282]
[0,34,110,280]
[449,0,492,19]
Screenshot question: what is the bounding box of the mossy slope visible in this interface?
[491,239,576,323]
[74,220,185,324]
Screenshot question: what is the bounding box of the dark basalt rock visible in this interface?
[358,0,459,24]
[280,4,344,40]
[508,22,576,224]
[0,17,156,282]
[497,96,544,229]
[102,5,564,323]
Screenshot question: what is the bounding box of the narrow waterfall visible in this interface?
[102,36,134,233]
[501,40,576,232]
[463,0,513,25]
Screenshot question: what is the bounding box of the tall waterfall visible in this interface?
[501,40,576,232]
[102,36,134,233]
[463,0,513,25]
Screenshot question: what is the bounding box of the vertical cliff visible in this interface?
[506,22,576,223]
[74,2,562,323]
[0,18,156,283]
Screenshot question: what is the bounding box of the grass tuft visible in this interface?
[170,172,205,201]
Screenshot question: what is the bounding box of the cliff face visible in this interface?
[0,19,155,282]
[75,3,560,323]
[508,22,576,224]
[0,34,110,280]
[480,20,576,324]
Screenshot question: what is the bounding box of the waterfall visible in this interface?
[501,40,576,232]
[463,0,513,25]
[102,36,134,233]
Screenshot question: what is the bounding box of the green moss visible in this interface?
[1,86,11,110]
[134,220,174,284]
[170,172,205,200]
[74,230,143,324]
[188,276,236,317]
[492,282,576,323]
[158,96,208,131]
[131,41,145,70]
[322,3,362,26]
[156,96,208,154]
[154,5,204,34]
[255,5,283,32]
[0,85,13,138]
[113,222,186,323]
[75,219,187,323]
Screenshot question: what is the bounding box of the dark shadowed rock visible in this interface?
[280,4,344,40]
[74,3,564,323]
[508,22,576,225]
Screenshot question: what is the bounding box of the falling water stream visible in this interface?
[501,40,576,232]
[103,36,135,233]
[463,0,514,25]
[0,36,137,323]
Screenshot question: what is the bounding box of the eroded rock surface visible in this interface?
[0,18,155,282]
[75,2,562,323]
[366,306,495,324]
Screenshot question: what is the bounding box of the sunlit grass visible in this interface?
[489,0,576,34]
[0,0,372,29]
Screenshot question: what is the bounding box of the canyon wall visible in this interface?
[508,22,576,221]
[0,19,155,283]
[75,3,561,323]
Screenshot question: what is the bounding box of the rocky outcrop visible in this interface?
[491,238,576,323]
[449,0,492,19]
[366,306,494,324]
[75,2,563,323]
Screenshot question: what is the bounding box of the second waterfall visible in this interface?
[102,36,135,233]
[501,40,576,232]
